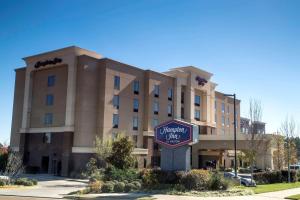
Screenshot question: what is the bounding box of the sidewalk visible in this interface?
[79,187,300,200]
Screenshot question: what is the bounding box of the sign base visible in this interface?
[161,145,191,171]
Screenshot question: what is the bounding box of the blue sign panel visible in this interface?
[155,120,193,148]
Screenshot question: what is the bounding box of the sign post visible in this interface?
[154,119,198,171]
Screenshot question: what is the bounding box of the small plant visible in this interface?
[131,181,142,190]
[89,180,103,193]
[14,178,37,186]
[101,181,114,193]
[113,181,125,192]
[124,183,135,192]
[208,173,230,190]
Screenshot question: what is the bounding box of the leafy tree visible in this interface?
[106,136,135,169]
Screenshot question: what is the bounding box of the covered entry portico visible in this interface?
[191,133,275,170]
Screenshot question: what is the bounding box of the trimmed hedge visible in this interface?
[253,170,297,184]
[141,169,181,188]
[179,170,211,190]
[104,167,139,182]
[14,178,37,186]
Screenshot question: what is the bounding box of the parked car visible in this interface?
[224,172,256,187]
[289,164,300,170]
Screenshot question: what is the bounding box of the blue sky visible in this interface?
[0,0,299,143]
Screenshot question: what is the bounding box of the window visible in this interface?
[168,88,173,101]
[43,132,51,144]
[215,113,217,123]
[167,105,172,117]
[194,95,201,106]
[133,117,138,130]
[181,107,184,119]
[154,85,159,97]
[222,115,225,126]
[112,132,118,140]
[133,135,138,148]
[114,76,120,90]
[215,100,217,110]
[227,117,230,126]
[46,94,54,106]
[152,119,159,128]
[47,75,56,87]
[222,103,225,113]
[133,80,139,94]
[113,95,119,109]
[113,114,119,128]
[227,105,230,114]
[153,102,159,115]
[194,110,200,121]
[181,92,184,103]
[133,98,139,112]
[44,113,53,125]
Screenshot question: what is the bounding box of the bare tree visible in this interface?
[273,131,285,170]
[281,116,296,183]
[242,98,269,183]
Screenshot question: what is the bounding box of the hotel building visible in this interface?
[10,46,273,176]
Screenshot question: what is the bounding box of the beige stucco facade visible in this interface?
[10,46,274,176]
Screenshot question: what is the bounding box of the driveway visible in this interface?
[0,174,88,199]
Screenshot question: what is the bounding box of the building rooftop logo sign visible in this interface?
[195,76,208,86]
[155,120,193,148]
[34,58,62,69]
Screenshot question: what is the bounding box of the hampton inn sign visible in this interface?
[155,120,193,148]
[155,119,199,171]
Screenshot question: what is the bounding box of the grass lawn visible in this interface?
[285,194,300,200]
[253,182,300,194]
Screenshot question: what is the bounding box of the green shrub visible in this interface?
[141,169,180,188]
[131,181,142,190]
[0,179,7,186]
[101,182,114,193]
[14,178,37,186]
[104,167,138,182]
[180,170,210,191]
[106,136,134,169]
[209,173,230,190]
[253,170,297,184]
[89,169,105,182]
[281,170,297,182]
[113,181,125,192]
[124,183,135,192]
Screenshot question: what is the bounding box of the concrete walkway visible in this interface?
[80,188,300,200]
[0,174,88,199]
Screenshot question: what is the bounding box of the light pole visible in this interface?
[224,93,237,178]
